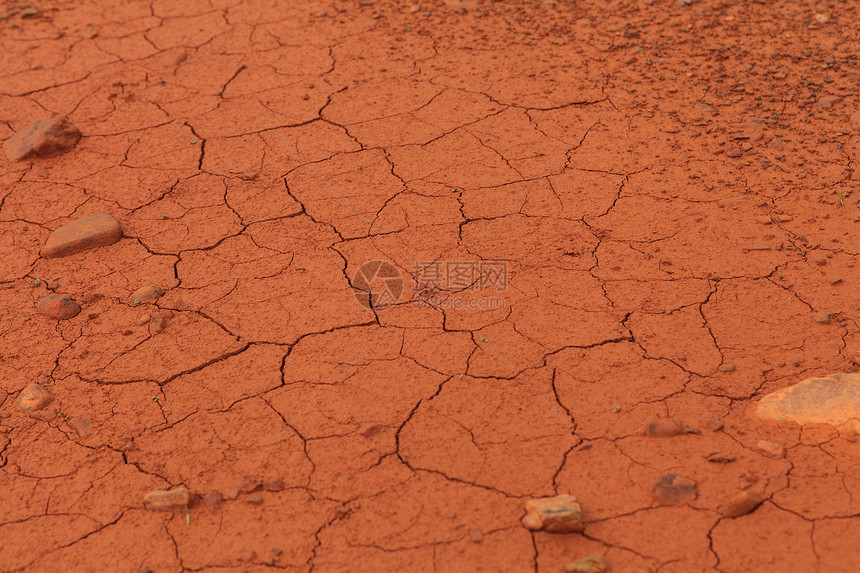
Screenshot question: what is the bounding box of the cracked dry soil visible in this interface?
[1,0,860,571]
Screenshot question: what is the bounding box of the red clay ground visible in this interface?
[1,0,860,571]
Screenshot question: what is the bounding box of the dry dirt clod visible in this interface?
[15,383,53,411]
[755,440,786,458]
[132,285,164,304]
[3,118,81,161]
[41,212,122,258]
[521,494,583,533]
[37,294,81,320]
[144,487,190,511]
[202,489,223,513]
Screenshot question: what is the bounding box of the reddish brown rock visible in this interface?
[653,474,697,505]
[719,489,763,517]
[66,417,94,438]
[132,285,164,304]
[755,373,860,432]
[521,494,583,533]
[42,213,122,258]
[15,384,54,411]
[37,294,81,320]
[144,487,190,511]
[3,118,81,161]
[645,418,684,437]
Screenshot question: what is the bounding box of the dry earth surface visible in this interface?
[1,0,860,571]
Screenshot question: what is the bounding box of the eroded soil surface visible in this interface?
[2,0,860,571]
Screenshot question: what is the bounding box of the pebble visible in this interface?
[705,451,736,463]
[755,440,786,459]
[814,312,834,324]
[521,494,583,533]
[3,118,81,161]
[645,418,684,438]
[263,477,285,492]
[744,241,771,251]
[358,423,384,437]
[703,417,724,431]
[565,553,608,573]
[135,314,151,326]
[167,51,187,65]
[144,487,190,511]
[817,95,841,109]
[15,383,54,411]
[719,488,763,517]
[42,212,122,258]
[719,364,736,372]
[202,489,223,513]
[726,146,743,158]
[149,313,166,334]
[469,528,482,543]
[132,285,164,304]
[37,294,81,320]
[851,111,860,132]
[246,494,264,505]
[653,474,697,505]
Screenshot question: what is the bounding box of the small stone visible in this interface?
[703,417,724,431]
[815,312,834,324]
[776,214,793,223]
[358,423,384,437]
[851,111,860,132]
[850,350,860,365]
[238,476,263,494]
[726,146,743,158]
[42,213,122,258]
[653,474,697,505]
[37,294,81,320]
[246,494,264,505]
[46,281,59,291]
[645,418,684,438]
[521,494,583,533]
[719,488,763,517]
[755,440,786,458]
[719,364,736,372]
[167,51,187,65]
[135,314,151,326]
[16,384,53,411]
[565,553,608,573]
[131,285,164,304]
[3,118,81,161]
[263,477,285,492]
[409,4,420,13]
[20,7,41,18]
[144,487,190,511]
[695,102,716,114]
[817,95,841,109]
[202,489,223,513]
[705,451,736,463]
[470,528,483,543]
[745,241,770,251]
[67,417,94,438]
[149,313,166,334]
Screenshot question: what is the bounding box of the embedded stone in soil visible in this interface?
[565,553,608,573]
[15,383,54,411]
[3,117,81,161]
[143,487,191,511]
[131,285,164,304]
[719,489,763,518]
[644,418,684,437]
[755,373,860,432]
[36,294,81,320]
[521,494,583,533]
[653,474,697,505]
[41,213,122,258]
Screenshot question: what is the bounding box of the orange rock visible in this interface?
[3,118,81,161]
[132,285,164,304]
[719,489,763,517]
[521,494,583,533]
[15,384,53,411]
[37,294,80,320]
[645,418,684,437]
[41,213,122,258]
[144,487,190,511]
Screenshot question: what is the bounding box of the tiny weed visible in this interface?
[480,336,488,343]
[190,139,197,144]
[151,395,159,402]
[836,190,846,206]
[451,188,459,193]
[161,214,169,219]
[185,505,191,525]
[34,278,41,286]
[612,405,621,413]
[133,299,140,305]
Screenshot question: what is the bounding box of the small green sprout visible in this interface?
[190,139,197,144]
[480,336,488,343]
[34,278,41,286]
[151,395,159,402]
[612,405,621,413]
[185,506,191,525]
[161,214,169,219]
[133,299,141,305]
